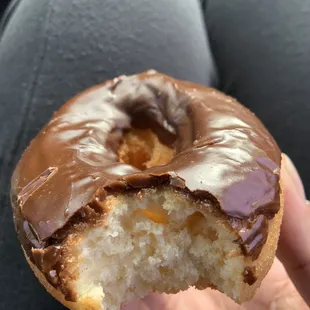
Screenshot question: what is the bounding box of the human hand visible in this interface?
[123,154,310,310]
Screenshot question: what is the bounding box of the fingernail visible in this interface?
[282,153,305,199]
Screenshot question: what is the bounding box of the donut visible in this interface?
[11,70,283,310]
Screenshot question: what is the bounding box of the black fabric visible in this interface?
[0,1,11,19]
[0,0,310,309]
[0,0,21,34]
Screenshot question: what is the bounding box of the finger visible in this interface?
[277,154,310,306]
[281,153,306,199]
[254,258,308,310]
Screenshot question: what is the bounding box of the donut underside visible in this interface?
[23,185,283,310]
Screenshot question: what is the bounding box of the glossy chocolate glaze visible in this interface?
[11,70,281,289]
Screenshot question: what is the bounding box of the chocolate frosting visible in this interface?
[11,70,281,262]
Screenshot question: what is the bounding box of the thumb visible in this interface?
[277,153,310,306]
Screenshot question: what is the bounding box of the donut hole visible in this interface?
[69,188,250,310]
[118,128,174,170]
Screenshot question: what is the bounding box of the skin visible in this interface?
[123,154,310,310]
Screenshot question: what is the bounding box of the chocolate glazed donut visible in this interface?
[11,71,282,310]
